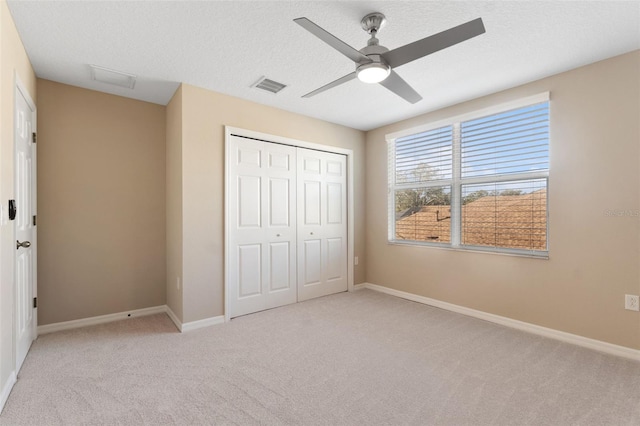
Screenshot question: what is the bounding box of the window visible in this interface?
[388,94,549,256]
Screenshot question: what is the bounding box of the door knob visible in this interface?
[16,240,31,249]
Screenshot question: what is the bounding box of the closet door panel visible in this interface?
[297,148,348,301]
[302,239,322,286]
[238,244,262,298]
[269,242,291,292]
[228,136,297,318]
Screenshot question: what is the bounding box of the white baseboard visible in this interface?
[38,305,225,335]
[361,282,640,362]
[181,315,225,332]
[353,283,367,291]
[0,371,16,414]
[37,305,167,335]
[161,306,224,333]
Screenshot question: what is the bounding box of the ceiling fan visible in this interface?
[294,13,485,104]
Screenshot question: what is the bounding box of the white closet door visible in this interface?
[297,148,348,301]
[228,136,297,318]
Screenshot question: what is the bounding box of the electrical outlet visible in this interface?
[625,294,639,311]
[176,277,181,290]
[354,256,359,266]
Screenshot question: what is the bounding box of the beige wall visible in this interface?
[0,0,36,399]
[36,80,166,325]
[165,86,183,320]
[365,51,640,350]
[176,83,366,322]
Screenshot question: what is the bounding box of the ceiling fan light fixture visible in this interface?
[356,62,390,84]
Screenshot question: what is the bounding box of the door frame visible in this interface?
[13,74,37,372]
[224,126,355,322]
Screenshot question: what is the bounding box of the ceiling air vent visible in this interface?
[251,76,287,94]
[89,64,136,89]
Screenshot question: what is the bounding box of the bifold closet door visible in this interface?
[297,148,348,301]
[228,136,297,318]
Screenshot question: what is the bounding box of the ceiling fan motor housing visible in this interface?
[356,42,390,83]
[356,43,390,83]
[359,43,389,61]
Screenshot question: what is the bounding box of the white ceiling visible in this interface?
[7,1,640,131]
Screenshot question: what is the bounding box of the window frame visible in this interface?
[386,93,550,258]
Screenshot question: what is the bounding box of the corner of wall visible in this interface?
[165,84,184,322]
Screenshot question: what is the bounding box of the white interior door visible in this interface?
[15,83,37,372]
[228,136,297,318]
[297,148,348,301]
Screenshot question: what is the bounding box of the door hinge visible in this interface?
[32,215,37,226]
[33,297,37,308]
[32,132,37,144]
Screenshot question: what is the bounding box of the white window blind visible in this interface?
[395,126,453,183]
[388,95,550,256]
[393,126,453,245]
[461,103,549,178]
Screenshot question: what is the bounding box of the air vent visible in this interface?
[89,64,136,89]
[251,76,287,94]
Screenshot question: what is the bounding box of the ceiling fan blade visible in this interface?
[302,72,357,98]
[294,17,371,64]
[379,71,423,104]
[382,18,485,68]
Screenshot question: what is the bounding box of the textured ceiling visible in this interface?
[7,1,640,131]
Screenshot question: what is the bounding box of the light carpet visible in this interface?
[2,289,639,425]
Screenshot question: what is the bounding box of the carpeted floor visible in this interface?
[1,289,639,425]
